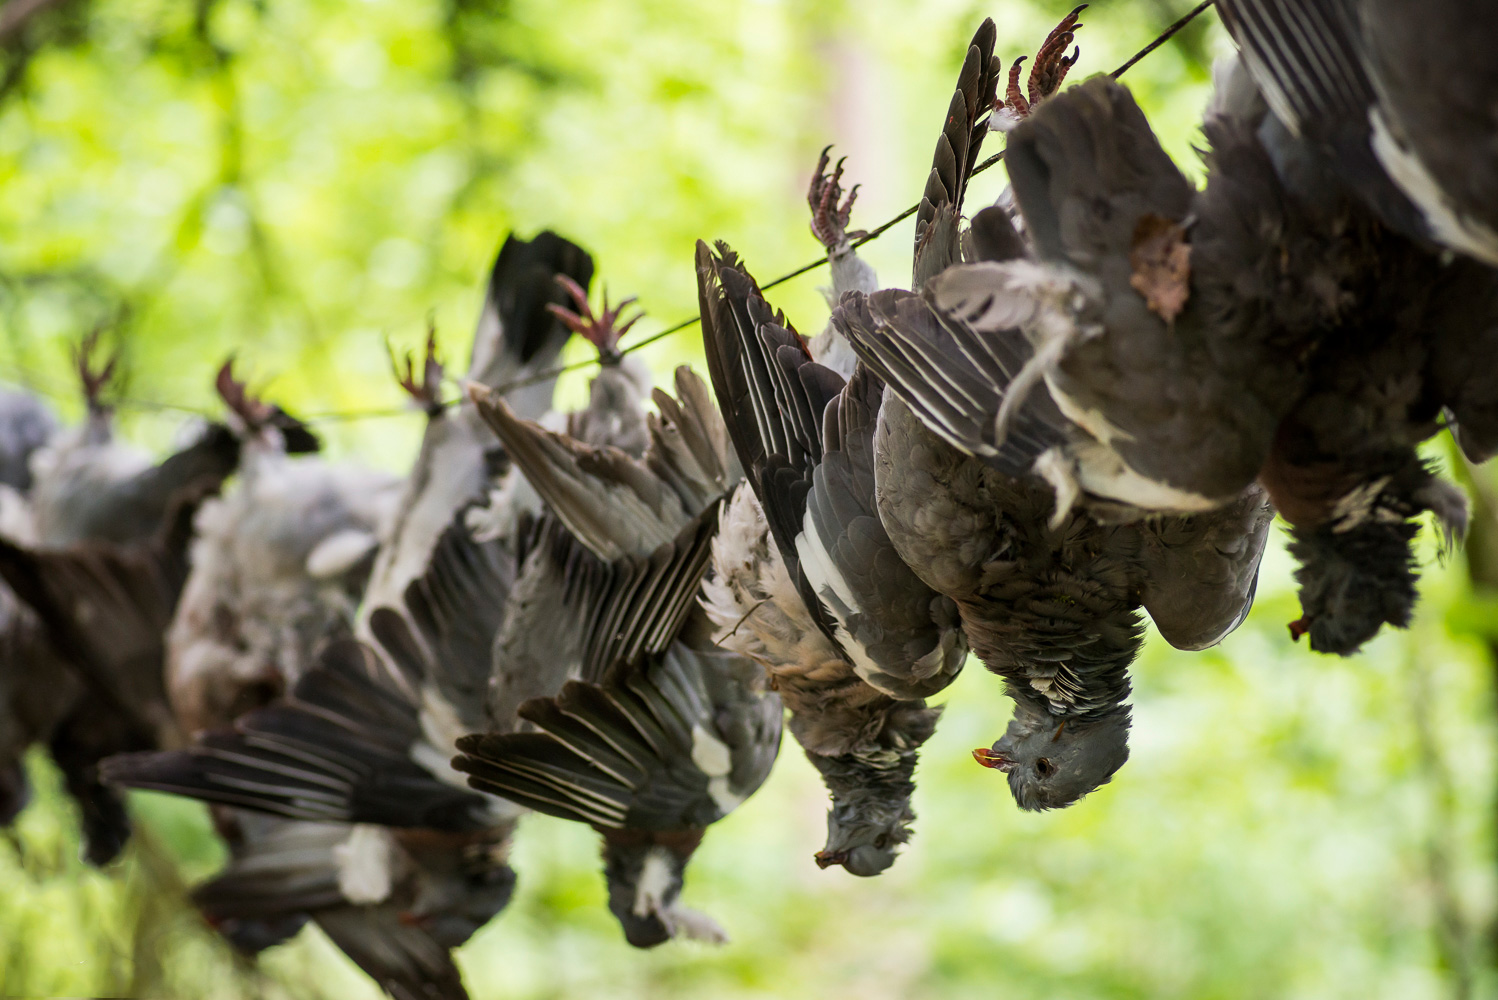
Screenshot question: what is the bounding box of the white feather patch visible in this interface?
[633,847,675,917]
[691,724,743,815]
[333,824,394,904]
[1065,437,1219,515]
[1371,109,1498,267]
[305,528,378,580]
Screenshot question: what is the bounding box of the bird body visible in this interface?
[459,364,776,945]
[697,241,960,874]
[167,444,399,734]
[1217,0,1498,265]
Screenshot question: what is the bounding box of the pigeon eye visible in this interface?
[1035,758,1057,778]
[873,834,889,849]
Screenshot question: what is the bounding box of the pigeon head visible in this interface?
[806,745,923,878]
[1286,461,1466,656]
[416,843,518,949]
[814,760,904,868]
[599,827,722,949]
[975,699,1130,811]
[800,701,940,877]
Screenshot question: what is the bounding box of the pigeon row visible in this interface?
[5,2,1498,997]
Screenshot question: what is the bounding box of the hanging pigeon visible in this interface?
[696,242,959,874]
[459,366,777,947]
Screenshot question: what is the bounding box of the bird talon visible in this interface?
[992,7,1085,127]
[807,146,861,252]
[546,275,643,364]
[389,323,445,416]
[73,326,118,415]
[215,358,274,429]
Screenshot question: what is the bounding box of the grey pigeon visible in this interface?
[102,232,593,999]
[103,541,515,1000]
[193,801,508,1000]
[696,241,962,874]
[0,341,240,864]
[458,367,776,947]
[833,35,1273,809]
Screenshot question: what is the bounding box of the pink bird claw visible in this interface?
[546,275,642,362]
[993,6,1085,126]
[808,145,861,251]
[391,324,445,414]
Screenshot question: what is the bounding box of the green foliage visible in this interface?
[3,1,1497,998]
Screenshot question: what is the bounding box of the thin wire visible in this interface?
[485,0,1217,400]
[3,0,1217,426]
[1109,0,1215,79]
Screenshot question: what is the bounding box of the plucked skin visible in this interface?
[167,451,399,733]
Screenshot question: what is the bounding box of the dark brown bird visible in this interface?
[1217,0,1498,267]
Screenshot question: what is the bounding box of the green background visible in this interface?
[4,0,1497,997]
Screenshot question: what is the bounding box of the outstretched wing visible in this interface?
[455,642,780,831]
[837,285,1067,478]
[1138,486,1276,650]
[374,507,518,734]
[102,639,491,831]
[696,242,842,636]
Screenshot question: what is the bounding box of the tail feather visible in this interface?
[102,640,491,831]
[913,18,1000,287]
[468,230,596,416]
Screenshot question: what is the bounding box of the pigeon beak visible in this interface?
[813,849,849,870]
[972,748,1016,772]
[1287,617,1310,642]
